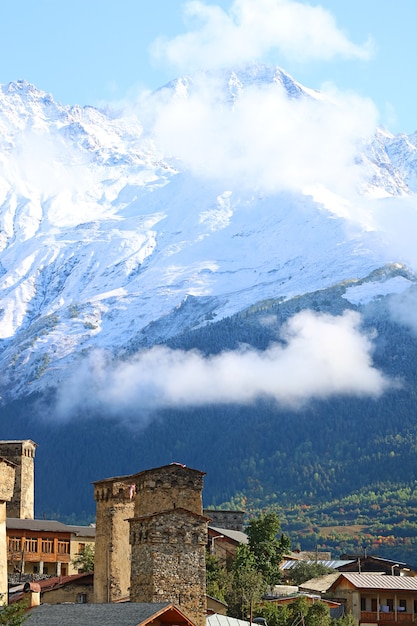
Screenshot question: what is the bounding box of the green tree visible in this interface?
[0,596,27,626]
[71,544,95,572]
[287,562,334,586]
[228,548,267,622]
[206,552,233,602]
[246,512,291,587]
[306,602,331,626]
[256,602,290,626]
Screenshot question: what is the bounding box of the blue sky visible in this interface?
[1,0,416,134]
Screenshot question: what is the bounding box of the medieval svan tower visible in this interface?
[94,464,208,626]
[93,474,136,603]
[129,465,208,626]
[0,440,36,520]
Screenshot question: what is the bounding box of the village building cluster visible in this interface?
[2,439,417,626]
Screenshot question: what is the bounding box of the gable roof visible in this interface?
[39,572,93,593]
[25,602,196,626]
[6,518,95,536]
[93,464,205,486]
[207,614,250,626]
[330,573,417,592]
[299,572,341,593]
[208,526,248,545]
[281,559,354,571]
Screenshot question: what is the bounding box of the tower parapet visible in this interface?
[0,440,36,519]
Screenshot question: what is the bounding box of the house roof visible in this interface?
[208,526,248,545]
[6,518,95,536]
[299,572,341,593]
[93,464,205,486]
[7,518,70,533]
[281,560,354,571]
[207,613,250,626]
[25,602,195,626]
[330,573,417,591]
[340,554,408,567]
[39,572,93,593]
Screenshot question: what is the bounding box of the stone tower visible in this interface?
[129,464,208,626]
[0,440,36,519]
[0,457,16,603]
[93,475,135,603]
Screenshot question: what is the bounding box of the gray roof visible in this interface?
[209,526,248,544]
[281,560,354,570]
[336,573,417,591]
[207,614,250,626]
[6,518,95,536]
[25,602,173,626]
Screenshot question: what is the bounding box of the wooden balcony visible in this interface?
[361,611,416,624]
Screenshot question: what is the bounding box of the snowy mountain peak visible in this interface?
[1,67,417,402]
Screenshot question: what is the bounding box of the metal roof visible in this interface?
[207,613,250,626]
[209,525,248,544]
[6,518,95,536]
[336,573,417,591]
[281,560,354,570]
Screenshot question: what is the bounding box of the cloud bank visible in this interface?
[55,310,390,421]
[151,0,373,73]
[148,75,378,195]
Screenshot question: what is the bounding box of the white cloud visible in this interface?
[55,310,390,420]
[151,0,373,73]
[147,74,378,195]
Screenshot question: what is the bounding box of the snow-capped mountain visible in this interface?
[1,66,417,403]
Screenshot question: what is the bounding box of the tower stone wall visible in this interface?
[134,464,204,517]
[93,476,135,603]
[0,440,36,519]
[130,508,207,626]
[129,465,207,626]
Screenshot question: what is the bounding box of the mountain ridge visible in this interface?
[2,67,417,560]
[1,65,416,405]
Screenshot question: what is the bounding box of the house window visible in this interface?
[25,538,38,552]
[387,599,394,612]
[361,598,367,611]
[77,593,87,604]
[41,538,54,553]
[399,599,407,612]
[78,543,85,554]
[58,540,70,555]
[371,599,377,612]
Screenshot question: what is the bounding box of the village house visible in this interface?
[207,525,248,564]
[327,572,417,625]
[6,518,95,577]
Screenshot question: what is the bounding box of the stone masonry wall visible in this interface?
[93,477,135,603]
[130,508,207,626]
[0,440,36,519]
[134,465,204,517]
